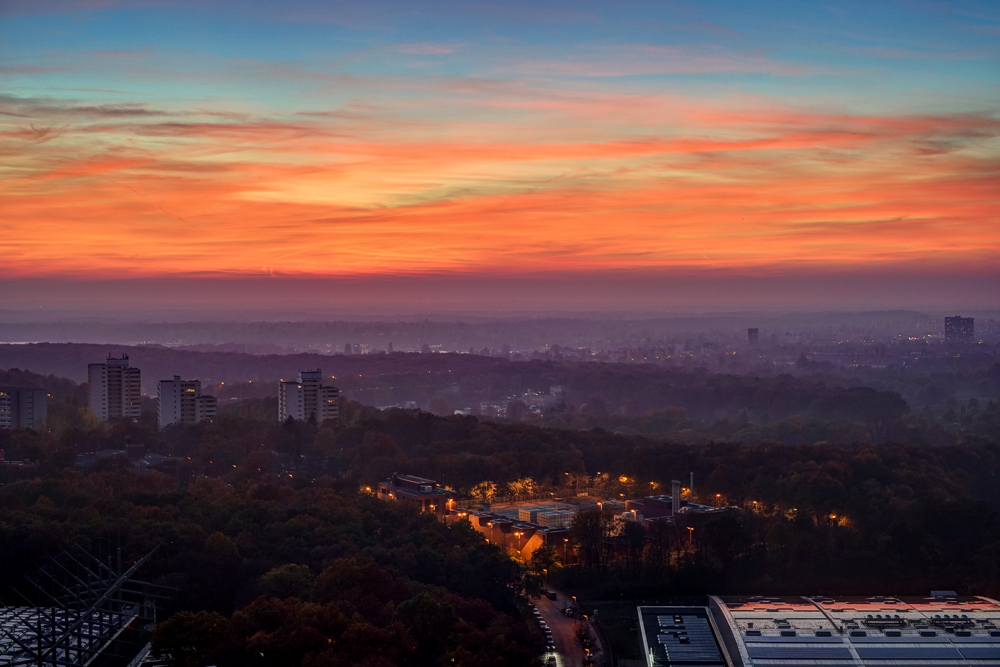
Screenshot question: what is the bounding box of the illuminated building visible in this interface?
[157,376,218,429]
[634,594,1000,667]
[88,355,141,421]
[0,387,47,429]
[278,369,339,423]
[378,474,456,515]
[945,316,975,344]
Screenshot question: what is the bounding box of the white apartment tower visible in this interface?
[279,370,339,423]
[157,376,218,430]
[88,355,141,421]
[0,388,48,430]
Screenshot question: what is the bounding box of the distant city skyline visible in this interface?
[1,1,998,313]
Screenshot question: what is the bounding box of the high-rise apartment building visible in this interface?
[0,388,47,430]
[945,316,975,344]
[88,354,142,421]
[279,370,339,423]
[748,328,759,345]
[157,376,218,429]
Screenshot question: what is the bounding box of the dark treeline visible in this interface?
[3,397,1000,605]
[2,351,998,448]
[0,472,540,667]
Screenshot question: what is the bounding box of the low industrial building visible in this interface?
[637,594,1000,667]
[448,509,572,562]
[0,449,40,471]
[378,474,457,515]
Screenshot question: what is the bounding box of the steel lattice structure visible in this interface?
[0,542,167,667]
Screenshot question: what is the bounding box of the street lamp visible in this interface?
[515,531,523,551]
[563,538,569,561]
[687,526,694,545]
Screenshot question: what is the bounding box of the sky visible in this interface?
[1,0,998,314]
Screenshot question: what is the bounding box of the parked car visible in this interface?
[546,591,558,600]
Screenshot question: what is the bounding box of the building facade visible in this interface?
[157,376,217,429]
[945,316,975,344]
[88,355,141,421]
[0,388,47,429]
[637,594,1000,667]
[278,370,339,423]
[378,474,457,515]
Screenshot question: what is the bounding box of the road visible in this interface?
[534,588,602,667]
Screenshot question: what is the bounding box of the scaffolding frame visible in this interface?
[0,542,168,667]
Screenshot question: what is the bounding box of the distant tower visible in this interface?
[388,342,393,354]
[88,354,141,421]
[944,316,974,344]
[344,343,352,355]
[748,328,759,345]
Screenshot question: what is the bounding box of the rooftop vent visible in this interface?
[920,630,938,637]
[746,629,761,636]
[816,629,832,637]
[851,630,867,637]
[885,630,901,637]
[931,590,958,598]
[781,630,796,637]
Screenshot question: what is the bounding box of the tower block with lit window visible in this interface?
[944,316,974,344]
[278,369,340,423]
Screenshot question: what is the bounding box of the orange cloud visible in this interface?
[1,90,998,280]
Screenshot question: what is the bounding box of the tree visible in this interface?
[152,611,231,667]
[528,542,560,581]
[429,396,452,417]
[397,592,458,660]
[260,563,315,599]
[581,395,607,416]
[570,509,615,570]
[506,477,535,496]
[864,391,910,443]
[469,481,497,501]
[505,400,529,421]
[621,519,646,576]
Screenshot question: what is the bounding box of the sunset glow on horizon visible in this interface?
[1,0,998,309]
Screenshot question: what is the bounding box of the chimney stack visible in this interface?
[671,480,682,514]
[690,472,695,504]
